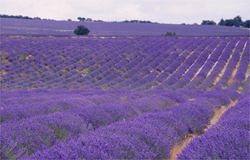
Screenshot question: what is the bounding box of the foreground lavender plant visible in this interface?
[0,90,190,158]
[178,96,250,159]
[28,91,237,159]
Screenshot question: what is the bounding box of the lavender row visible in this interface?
[128,39,202,89]
[2,36,248,91]
[186,38,229,88]
[0,90,193,158]
[0,37,196,89]
[0,89,192,124]
[230,40,250,91]
[157,38,211,88]
[0,90,120,124]
[178,96,249,159]
[215,38,247,89]
[199,38,240,89]
[0,112,87,159]
[172,38,220,88]
[27,90,239,160]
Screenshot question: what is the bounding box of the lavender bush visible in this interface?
[178,96,250,159]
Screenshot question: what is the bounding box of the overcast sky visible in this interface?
[1,0,249,24]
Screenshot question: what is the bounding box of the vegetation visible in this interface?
[218,16,250,28]
[74,25,90,35]
[0,14,36,19]
[201,20,216,25]
[122,20,155,23]
[0,14,53,21]
[1,35,249,159]
[218,16,242,27]
[77,17,104,22]
[77,17,86,21]
[242,20,250,28]
[162,32,176,36]
[199,16,250,28]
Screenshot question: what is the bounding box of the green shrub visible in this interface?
[162,32,176,36]
[74,25,90,35]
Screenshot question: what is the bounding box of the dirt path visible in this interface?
[169,100,238,160]
[169,135,194,160]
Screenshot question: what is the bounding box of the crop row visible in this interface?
[0,89,196,158]
[25,90,239,159]
[178,95,249,159]
[1,36,249,91]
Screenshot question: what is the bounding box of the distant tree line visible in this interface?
[77,17,156,24]
[201,16,250,28]
[0,14,41,20]
[121,20,156,24]
[201,20,216,25]
[77,17,104,22]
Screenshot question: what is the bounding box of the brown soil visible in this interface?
[169,135,194,160]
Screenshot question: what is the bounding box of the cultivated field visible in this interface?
[0,18,249,159]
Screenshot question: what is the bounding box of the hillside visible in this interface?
[1,36,249,91]
[1,18,249,36]
[0,18,249,159]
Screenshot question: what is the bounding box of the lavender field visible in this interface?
[0,18,250,160]
[1,18,249,36]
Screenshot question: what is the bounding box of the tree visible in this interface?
[34,17,41,20]
[224,19,235,26]
[233,16,242,27]
[219,16,243,27]
[74,25,90,35]
[218,19,225,26]
[218,16,249,28]
[201,20,216,25]
[77,17,86,21]
[85,18,93,22]
[242,20,250,28]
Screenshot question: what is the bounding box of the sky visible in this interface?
[1,0,250,24]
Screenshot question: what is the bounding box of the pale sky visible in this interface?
[1,0,249,24]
